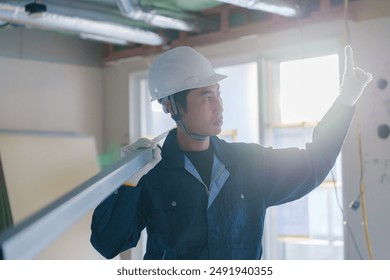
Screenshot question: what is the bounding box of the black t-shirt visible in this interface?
[185,145,214,189]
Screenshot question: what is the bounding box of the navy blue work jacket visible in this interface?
[91,99,355,259]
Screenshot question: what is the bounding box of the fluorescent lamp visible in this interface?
[217,0,298,17]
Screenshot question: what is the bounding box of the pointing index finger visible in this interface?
[344,45,355,73]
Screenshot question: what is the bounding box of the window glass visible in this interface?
[279,54,339,124]
[265,54,343,259]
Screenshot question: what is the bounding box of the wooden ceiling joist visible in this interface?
[103,0,385,64]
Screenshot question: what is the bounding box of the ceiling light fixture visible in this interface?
[0,3,166,46]
[217,0,299,17]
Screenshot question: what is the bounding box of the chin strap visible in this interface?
[164,96,208,141]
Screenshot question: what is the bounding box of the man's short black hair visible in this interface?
[173,89,191,112]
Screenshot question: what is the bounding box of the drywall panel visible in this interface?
[0,132,104,259]
[0,56,104,153]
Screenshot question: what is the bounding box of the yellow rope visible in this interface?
[356,108,374,259]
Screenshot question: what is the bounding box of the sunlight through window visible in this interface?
[279,54,340,124]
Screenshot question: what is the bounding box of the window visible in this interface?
[264,54,344,259]
[279,54,340,124]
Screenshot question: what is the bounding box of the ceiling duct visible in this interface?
[217,0,300,17]
[0,3,166,45]
[115,0,197,32]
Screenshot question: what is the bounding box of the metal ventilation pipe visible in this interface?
[0,3,166,45]
[217,0,299,17]
[115,0,197,32]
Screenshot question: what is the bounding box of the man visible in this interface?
[90,46,372,259]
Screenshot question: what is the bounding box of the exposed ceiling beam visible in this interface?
[103,0,338,62]
[103,0,390,64]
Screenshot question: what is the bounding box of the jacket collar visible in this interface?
[160,129,184,168]
[161,128,236,169]
[210,135,236,168]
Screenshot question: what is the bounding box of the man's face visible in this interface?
[179,83,224,137]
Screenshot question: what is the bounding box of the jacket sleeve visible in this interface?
[256,98,355,207]
[90,184,146,259]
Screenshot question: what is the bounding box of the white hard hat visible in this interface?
[148,46,227,101]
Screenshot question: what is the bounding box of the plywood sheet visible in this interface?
[0,132,105,259]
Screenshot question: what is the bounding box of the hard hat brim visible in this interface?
[150,72,227,102]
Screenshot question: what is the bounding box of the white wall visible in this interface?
[340,17,390,260]
[0,28,103,67]
[0,29,104,152]
[102,58,151,150]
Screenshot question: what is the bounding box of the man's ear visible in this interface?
[165,99,173,115]
[165,97,184,117]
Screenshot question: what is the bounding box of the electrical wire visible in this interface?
[294,4,362,260]
[355,109,374,259]
[330,168,363,260]
[343,0,351,46]
[282,0,372,259]
[343,0,374,260]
